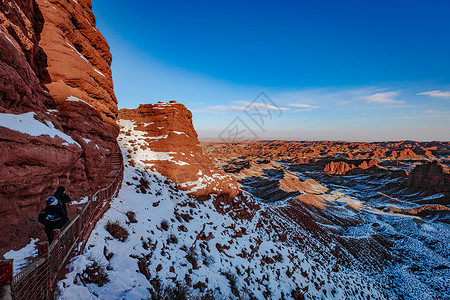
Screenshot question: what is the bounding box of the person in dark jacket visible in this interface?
[38,196,69,244]
[54,186,72,217]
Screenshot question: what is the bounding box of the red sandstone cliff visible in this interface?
[118,102,239,199]
[0,0,119,253]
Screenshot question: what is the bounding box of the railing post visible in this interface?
[53,229,61,267]
[77,208,83,235]
[53,229,60,242]
[0,259,13,300]
[36,241,50,300]
[38,242,49,257]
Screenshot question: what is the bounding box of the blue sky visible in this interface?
[92,0,450,141]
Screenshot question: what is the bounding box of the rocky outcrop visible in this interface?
[407,161,450,192]
[118,102,239,199]
[0,0,119,253]
[36,0,117,121]
[324,160,379,175]
[387,204,450,219]
[324,161,355,175]
[0,0,51,113]
[279,173,328,195]
[390,148,421,160]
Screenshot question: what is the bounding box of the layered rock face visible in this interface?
[407,161,450,192]
[0,0,119,252]
[118,102,239,199]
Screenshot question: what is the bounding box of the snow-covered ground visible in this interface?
[57,127,387,299]
[0,112,80,147]
[4,238,39,275]
[58,165,385,299]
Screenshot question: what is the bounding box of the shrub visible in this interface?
[167,234,178,244]
[221,271,239,297]
[160,220,169,231]
[82,260,109,287]
[126,211,137,223]
[180,213,193,222]
[149,281,191,300]
[203,255,215,267]
[138,256,150,280]
[105,220,129,242]
[142,237,152,250]
[274,252,283,262]
[186,249,198,269]
[138,177,150,194]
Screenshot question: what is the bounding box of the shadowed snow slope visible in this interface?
[57,119,392,299]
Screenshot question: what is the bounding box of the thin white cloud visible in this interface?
[287,103,321,112]
[236,101,290,112]
[418,90,450,98]
[288,103,321,109]
[200,102,290,113]
[361,91,405,104]
[288,103,313,108]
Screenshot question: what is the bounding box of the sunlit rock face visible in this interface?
[118,102,240,199]
[0,0,119,253]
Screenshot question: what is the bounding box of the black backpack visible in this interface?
[38,206,65,232]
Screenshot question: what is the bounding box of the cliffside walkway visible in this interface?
[0,152,124,300]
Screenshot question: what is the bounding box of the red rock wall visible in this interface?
[0,0,119,253]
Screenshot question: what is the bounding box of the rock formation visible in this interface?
[407,161,450,192]
[324,161,355,175]
[0,0,119,253]
[390,148,421,160]
[324,159,379,175]
[118,102,239,199]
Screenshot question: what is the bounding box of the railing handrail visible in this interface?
[7,152,124,300]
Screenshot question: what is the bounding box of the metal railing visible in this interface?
[1,153,123,300]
